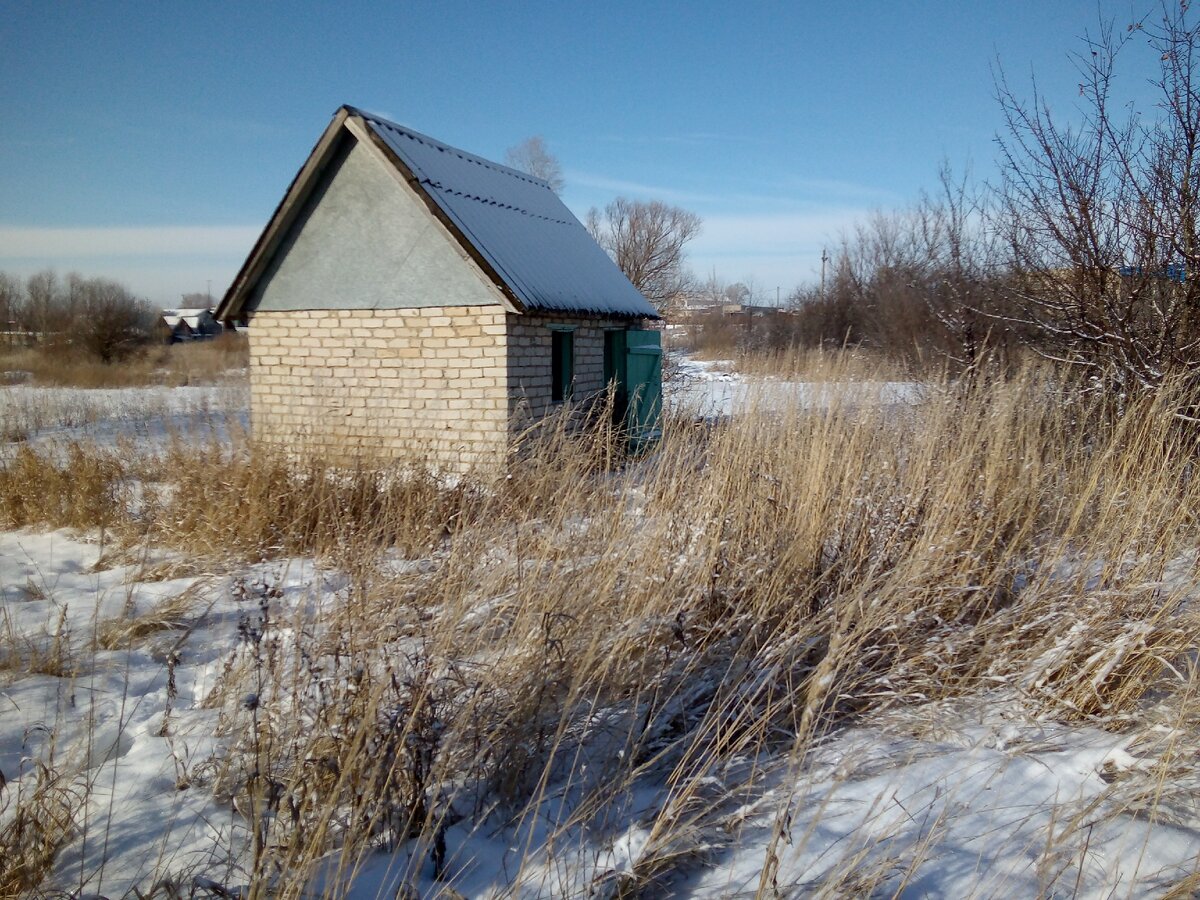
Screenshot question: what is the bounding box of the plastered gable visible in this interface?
[251,135,503,313]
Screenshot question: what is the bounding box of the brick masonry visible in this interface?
[247,307,641,472]
[506,313,628,425]
[247,306,510,471]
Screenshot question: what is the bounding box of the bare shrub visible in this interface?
[992,8,1200,394]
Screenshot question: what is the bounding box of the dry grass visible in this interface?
[0,760,85,897]
[0,332,247,389]
[0,443,131,532]
[93,582,206,651]
[4,359,1200,895]
[693,341,1042,383]
[0,603,76,677]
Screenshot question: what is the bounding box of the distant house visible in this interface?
[732,302,785,320]
[216,105,662,472]
[160,308,222,343]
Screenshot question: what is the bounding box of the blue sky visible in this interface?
[0,1,1161,305]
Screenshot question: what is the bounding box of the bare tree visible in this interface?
[586,197,702,314]
[778,169,1015,369]
[73,277,157,363]
[993,6,1200,392]
[504,136,565,194]
[23,270,67,341]
[6,269,155,361]
[724,281,753,306]
[694,270,728,309]
[0,273,21,346]
[910,164,1012,367]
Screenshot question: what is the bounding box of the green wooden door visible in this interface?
[603,329,628,425]
[624,329,662,451]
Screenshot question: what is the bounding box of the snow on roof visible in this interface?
[161,308,214,330]
[219,108,659,322]
[353,108,657,319]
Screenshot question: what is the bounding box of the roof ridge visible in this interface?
[424,183,577,226]
[346,105,553,191]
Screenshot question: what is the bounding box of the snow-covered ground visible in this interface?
[0,383,248,452]
[3,371,1200,897]
[667,356,922,419]
[337,712,1200,898]
[1,360,909,449]
[5,528,1199,898]
[5,524,1198,896]
[2,528,239,894]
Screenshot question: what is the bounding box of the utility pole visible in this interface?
[820,248,829,299]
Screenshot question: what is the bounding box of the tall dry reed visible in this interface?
[4,360,1200,896]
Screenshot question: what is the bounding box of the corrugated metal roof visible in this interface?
[351,108,658,320]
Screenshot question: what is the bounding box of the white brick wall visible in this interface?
[506,314,627,425]
[248,306,510,471]
[248,308,648,470]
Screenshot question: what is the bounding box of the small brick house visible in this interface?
[216,106,661,471]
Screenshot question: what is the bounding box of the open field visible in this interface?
[0,383,248,448]
[3,359,1200,898]
[0,334,249,391]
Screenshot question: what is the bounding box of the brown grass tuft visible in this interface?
[0,761,84,897]
[93,582,206,651]
[0,443,131,532]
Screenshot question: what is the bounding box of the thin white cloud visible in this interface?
[0,206,874,302]
[782,176,901,203]
[592,132,770,147]
[567,170,900,213]
[0,225,260,258]
[564,171,722,205]
[0,225,259,304]
[694,209,867,253]
[0,259,241,306]
[688,208,871,290]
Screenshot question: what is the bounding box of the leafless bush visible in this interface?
[994,6,1200,393]
[780,170,1028,374]
[778,9,1200,389]
[7,270,157,363]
